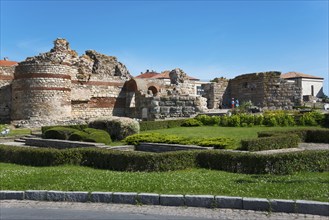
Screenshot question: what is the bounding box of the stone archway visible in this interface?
[148,86,158,96]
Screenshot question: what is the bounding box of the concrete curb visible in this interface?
[0,190,328,216]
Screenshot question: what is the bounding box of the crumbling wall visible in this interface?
[142,95,207,120]
[225,71,302,109]
[202,78,228,109]
[11,64,73,120]
[0,66,15,122]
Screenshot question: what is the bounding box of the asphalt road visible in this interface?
[1,200,327,220]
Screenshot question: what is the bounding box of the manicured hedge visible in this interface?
[1,145,328,174]
[43,127,112,145]
[124,133,234,149]
[258,129,329,143]
[197,150,329,174]
[41,124,88,134]
[240,134,300,151]
[139,119,186,131]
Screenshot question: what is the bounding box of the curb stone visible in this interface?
[215,196,243,209]
[296,200,329,216]
[0,190,328,216]
[185,195,214,208]
[138,193,160,205]
[112,192,138,205]
[269,199,296,214]
[0,191,24,200]
[25,190,47,201]
[243,197,270,211]
[91,192,113,203]
[160,194,185,206]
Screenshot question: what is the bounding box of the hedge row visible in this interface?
[139,119,186,131]
[240,134,300,151]
[43,127,112,145]
[1,145,328,174]
[258,129,329,144]
[124,133,234,149]
[194,112,327,127]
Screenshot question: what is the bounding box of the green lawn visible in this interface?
[1,163,328,202]
[140,126,319,148]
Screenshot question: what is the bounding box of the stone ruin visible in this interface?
[0,38,306,127]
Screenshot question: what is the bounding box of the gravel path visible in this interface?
[1,200,327,220]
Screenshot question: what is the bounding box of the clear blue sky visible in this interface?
[1,0,328,94]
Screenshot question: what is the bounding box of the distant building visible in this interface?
[281,72,324,99]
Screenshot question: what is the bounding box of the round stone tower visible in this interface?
[11,63,73,120]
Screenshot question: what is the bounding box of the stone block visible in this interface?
[185,195,214,208]
[0,190,24,200]
[112,192,138,204]
[138,193,160,205]
[47,190,66,201]
[25,190,47,201]
[91,192,113,203]
[160,194,185,206]
[269,199,295,213]
[243,197,270,211]
[296,200,329,216]
[215,196,243,209]
[65,191,89,202]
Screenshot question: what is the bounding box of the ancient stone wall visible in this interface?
[142,95,207,120]
[225,72,302,109]
[11,64,73,120]
[202,78,228,109]
[0,66,15,122]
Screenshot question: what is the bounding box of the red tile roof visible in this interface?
[0,60,18,67]
[135,72,159,79]
[281,72,323,80]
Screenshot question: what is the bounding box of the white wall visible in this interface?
[301,78,324,98]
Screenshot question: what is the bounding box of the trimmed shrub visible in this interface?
[89,117,140,140]
[197,150,329,174]
[124,133,234,149]
[41,124,88,134]
[1,145,328,174]
[83,128,112,145]
[44,127,78,140]
[182,118,203,127]
[139,119,186,131]
[240,134,300,151]
[257,128,329,143]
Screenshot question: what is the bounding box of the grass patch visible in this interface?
[140,126,321,148]
[1,163,328,202]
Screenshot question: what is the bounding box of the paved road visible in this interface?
[1,200,327,220]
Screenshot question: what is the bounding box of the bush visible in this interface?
[197,150,329,174]
[41,124,88,134]
[258,128,329,143]
[44,127,78,140]
[195,115,220,126]
[240,134,300,151]
[1,145,328,174]
[124,133,234,149]
[182,118,203,127]
[89,117,140,141]
[139,119,186,131]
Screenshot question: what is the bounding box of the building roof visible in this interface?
[136,70,200,81]
[0,60,18,67]
[135,71,159,79]
[281,72,323,80]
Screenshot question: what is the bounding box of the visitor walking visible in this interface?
[231,98,235,109]
[235,99,239,108]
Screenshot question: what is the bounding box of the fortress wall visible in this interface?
[0,66,15,122]
[226,72,302,109]
[11,64,73,120]
[70,75,126,119]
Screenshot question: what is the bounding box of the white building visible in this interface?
[281,72,324,99]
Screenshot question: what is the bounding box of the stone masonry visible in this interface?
[0,39,309,127]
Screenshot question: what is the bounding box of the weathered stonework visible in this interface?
[202,78,229,109]
[0,65,15,122]
[226,71,302,110]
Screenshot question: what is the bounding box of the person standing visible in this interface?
[231,98,235,109]
[235,99,239,108]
